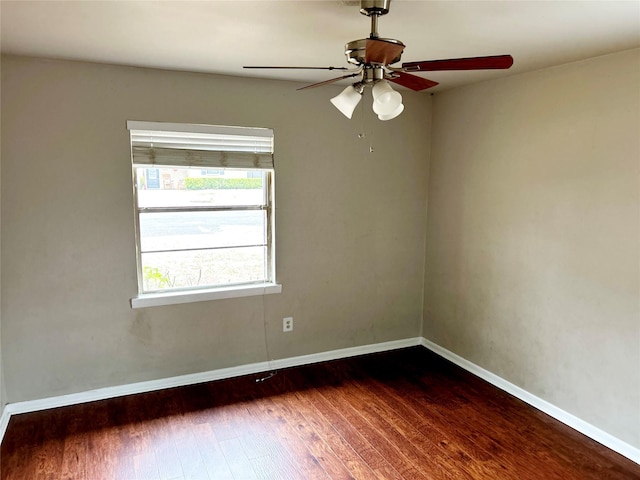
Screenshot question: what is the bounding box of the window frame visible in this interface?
[128,121,280,308]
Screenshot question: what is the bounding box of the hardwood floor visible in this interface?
[2,347,639,479]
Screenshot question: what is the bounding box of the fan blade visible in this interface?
[388,72,438,91]
[243,66,350,71]
[365,38,405,65]
[296,73,361,91]
[402,55,513,72]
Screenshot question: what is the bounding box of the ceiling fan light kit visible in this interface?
[372,80,403,116]
[330,84,364,119]
[244,0,513,121]
[377,102,404,121]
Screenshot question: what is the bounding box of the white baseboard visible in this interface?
[420,337,640,464]
[270,337,422,370]
[0,405,10,444]
[0,337,421,444]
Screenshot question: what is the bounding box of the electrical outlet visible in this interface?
[283,317,293,332]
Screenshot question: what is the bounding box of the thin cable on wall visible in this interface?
[256,290,278,383]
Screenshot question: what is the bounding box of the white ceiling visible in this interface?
[1,0,639,92]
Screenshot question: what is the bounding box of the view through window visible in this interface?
[129,122,275,295]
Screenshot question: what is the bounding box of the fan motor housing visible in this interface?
[345,38,404,66]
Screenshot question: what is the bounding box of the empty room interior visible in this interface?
[0,0,639,478]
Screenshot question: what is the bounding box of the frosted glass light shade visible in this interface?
[330,85,363,119]
[372,80,403,116]
[377,102,404,121]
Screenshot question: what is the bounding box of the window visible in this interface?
[128,121,280,307]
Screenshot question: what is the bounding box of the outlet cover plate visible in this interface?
[283,317,293,332]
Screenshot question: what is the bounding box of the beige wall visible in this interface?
[424,48,640,447]
[0,107,3,412]
[0,55,431,403]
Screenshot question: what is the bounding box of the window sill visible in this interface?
[130,283,282,308]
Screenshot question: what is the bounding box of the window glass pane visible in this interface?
[135,167,265,208]
[140,211,266,252]
[129,121,275,296]
[141,247,266,292]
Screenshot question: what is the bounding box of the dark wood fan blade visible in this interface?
[296,73,361,91]
[402,55,513,72]
[388,72,438,91]
[243,66,350,71]
[365,38,405,65]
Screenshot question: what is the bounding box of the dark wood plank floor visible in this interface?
[2,347,639,479]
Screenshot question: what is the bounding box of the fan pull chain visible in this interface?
[356,98,373,152]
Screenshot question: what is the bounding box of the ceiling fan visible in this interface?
[244,0,513,121]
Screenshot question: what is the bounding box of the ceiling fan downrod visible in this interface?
[360,0,391,39]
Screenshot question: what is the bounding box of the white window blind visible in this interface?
[127,121,274,169]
